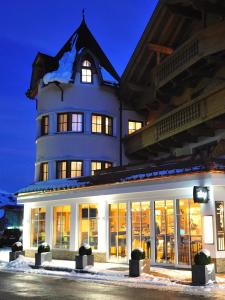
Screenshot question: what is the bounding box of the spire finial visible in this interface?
[82,8,85,21]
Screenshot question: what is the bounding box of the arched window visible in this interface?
[81,59,93,83]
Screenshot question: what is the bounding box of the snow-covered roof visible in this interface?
[0,190,17,207]
[17,178,90,194]
[27,18,120,99]
[43,38,77,85]
[16,159,225,195]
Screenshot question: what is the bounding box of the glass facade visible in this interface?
[131,202,151,258]
[53,206,71,249]
[79,204,98,249]
[28,197,203,266]
[31,208,46,247]
[109,203,127,261]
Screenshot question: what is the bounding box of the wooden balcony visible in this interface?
[153,21,225,89]
[124,83,225,156]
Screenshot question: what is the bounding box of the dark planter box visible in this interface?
[75,255,87,269]
[9,251,25,262]
[129,259,144,277]
[192,263,216,285]
[35,252,52,266]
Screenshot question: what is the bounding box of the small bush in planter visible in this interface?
[192,249,215,285]
[38,243,51,253]
[79,243,92,256]
[11,241,23,252]
[194,249,211,265]
[76,244,94,269]
[35,243,52,266]
[129,248,145,277]
[131,248,145,260]
[9,242,25,262]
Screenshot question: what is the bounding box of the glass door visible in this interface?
[131,202,151,258]
[109,203,127,262]
[177,199,202,265]
[155,200,175,264]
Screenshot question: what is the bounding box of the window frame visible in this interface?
[80,59,93,84]
[91,113,113,136]
[39,162,48,181]
[128,120,143,135]
[56,160,83,179]
[57,112,84,133]
[91,160,112,176]
[41,115,49,136]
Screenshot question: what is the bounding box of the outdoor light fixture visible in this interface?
[203,215,214,244]
[193,186,210,203]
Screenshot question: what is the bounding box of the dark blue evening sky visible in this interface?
[0,0,157,193]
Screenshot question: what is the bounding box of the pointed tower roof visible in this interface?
[26,18,120,99]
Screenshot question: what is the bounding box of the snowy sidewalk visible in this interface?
[1,249,225,298]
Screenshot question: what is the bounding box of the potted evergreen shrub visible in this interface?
[35,243,52,266]
[75,244,94,269]
[129,248,145,277]
[9,242,25,261]
[192,249,216,285]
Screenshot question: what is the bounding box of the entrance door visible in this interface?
[155,200,175,264]
[131,202,151,258]
[177,199,202,265]
[109,203,127,262]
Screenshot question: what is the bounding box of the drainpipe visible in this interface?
[54,82,64,102]
[119,97,123,167]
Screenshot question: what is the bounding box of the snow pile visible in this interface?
[5,256,31,270]
[0,189,16,207]
[43,42,77,85]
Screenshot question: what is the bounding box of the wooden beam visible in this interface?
[166,4,202,19]
[191,0,225,18]
[148,43,174,55]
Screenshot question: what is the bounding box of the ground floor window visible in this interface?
[31,208,46,247]
[53,206,71,249]
[79,204,98,249]
[131,201,151,258]
[155,200,175,264]
[109,203,127,261]
[177,199,202,265]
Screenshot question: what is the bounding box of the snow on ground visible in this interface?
[1,248,225,298]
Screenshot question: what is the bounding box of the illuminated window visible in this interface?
[91,161,112,175]
[57,113,68,132]
[56,161,83,179]
[92,114,113,135]
[40,162,48,181]
[128,120,143,135]
[79,204,98,249]
[53,206,70,249]
[31,208,46,247]
[81,60,92,83]
[41,115,49,136]
[57,113,83,133]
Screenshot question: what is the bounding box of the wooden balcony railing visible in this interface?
[153,21,225,89]
[124,83,225,155]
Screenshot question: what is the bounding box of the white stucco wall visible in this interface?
[35,69,144,180]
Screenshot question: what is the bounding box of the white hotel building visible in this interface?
[17,4,225,273]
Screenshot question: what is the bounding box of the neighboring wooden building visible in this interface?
[121,0,225,161]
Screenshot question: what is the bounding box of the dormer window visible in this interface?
[81,60,93,83]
